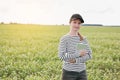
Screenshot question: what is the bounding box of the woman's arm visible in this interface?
[69,38,92,63]
[58,36,80,62]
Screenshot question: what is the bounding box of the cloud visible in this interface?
[0,0,120,25]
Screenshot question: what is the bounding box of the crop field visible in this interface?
[0,24,120,80]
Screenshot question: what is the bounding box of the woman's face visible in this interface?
[69,19,81,31]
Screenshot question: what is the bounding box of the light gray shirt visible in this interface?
[58,34,92,72]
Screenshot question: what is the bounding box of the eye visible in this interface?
[73,21,76,24]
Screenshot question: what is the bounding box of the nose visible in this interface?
[75,23,80,27]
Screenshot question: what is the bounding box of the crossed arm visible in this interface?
[58,37,92,63]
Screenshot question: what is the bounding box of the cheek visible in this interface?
[71,24,75,27]
[70,23,76,27]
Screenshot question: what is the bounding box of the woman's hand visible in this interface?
[80,50,88,57]
[68,50,88,63]
[68,59,76,63]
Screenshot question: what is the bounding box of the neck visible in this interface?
[68,30,78,36]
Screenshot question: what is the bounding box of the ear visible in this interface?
[69,21,71,24]
[69,22,71,25]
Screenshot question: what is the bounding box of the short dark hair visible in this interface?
[69,14,84,23]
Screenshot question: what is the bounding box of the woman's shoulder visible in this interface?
[80,35,88,42]
[83,36,87,39]
[60,34,70,41]
[81,36,91,44]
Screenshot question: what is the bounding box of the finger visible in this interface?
[69,59,76,63]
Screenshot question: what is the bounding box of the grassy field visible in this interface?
[0,24,120,80]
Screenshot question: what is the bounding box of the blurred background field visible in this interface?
[0,24,120,80]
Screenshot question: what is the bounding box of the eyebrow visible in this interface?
[73,20,81,22]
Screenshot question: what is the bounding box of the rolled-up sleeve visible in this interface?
[76,38,92,63]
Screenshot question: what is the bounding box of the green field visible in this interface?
[0,24,120,80]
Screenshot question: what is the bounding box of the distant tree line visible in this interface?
[0,22,18,24]
[82,24,103,26]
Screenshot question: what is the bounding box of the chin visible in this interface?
[73,28,79,31]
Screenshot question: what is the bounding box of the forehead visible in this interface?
[71,19,81,22]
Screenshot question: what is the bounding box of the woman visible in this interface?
[58,14,92,80]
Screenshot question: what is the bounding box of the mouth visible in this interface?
[74,27,79,29]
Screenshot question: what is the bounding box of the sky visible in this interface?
[0,0,120,25]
